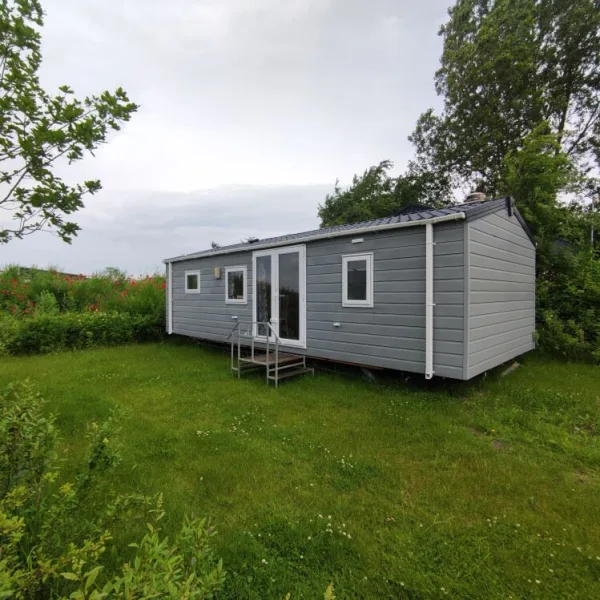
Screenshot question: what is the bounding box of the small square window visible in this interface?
[342,253,373,307]
[225,266,247,304]
[185,270,201,293]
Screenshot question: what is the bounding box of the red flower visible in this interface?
[161,282,166,289]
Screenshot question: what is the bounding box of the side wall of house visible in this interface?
[466,210,536,379]
[169,221,466,379]
[170,252,253,342]
[304,222,464,378]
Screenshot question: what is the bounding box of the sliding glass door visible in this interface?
[252,245,306,348]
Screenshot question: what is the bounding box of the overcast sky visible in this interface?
[2,0,452,274]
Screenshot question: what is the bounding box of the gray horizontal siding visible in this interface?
[170,252,253,340]
[168,221,466,379]
[304,221,464,378]
[467,210,536,378]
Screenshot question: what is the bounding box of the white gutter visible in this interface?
[164,212,466,263]
[425,223,434,379]
[167,262,173,334]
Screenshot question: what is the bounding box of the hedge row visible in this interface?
[0,312,164,355]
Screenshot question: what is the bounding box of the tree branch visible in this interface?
[566,104,600,156]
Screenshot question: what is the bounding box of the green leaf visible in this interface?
[85,566,103,591]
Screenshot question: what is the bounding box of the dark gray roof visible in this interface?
[165,197,526,263]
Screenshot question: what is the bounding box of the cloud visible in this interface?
[1,0,453,273]
[0,185,332,275]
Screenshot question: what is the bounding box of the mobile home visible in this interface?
[164,197,535,382]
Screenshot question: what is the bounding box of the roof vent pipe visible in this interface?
[464,192,487,204]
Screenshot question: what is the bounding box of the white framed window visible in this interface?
[184,270,201,294]
[225,265,247,304]
[342,252,373,307]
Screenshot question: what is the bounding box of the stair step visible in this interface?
[268,367,314,381]
[240,352,302,366]
[267,360,304,374]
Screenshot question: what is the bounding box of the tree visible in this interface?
[410,0,600,194]
[317,160,451,228]
[499,124,577,258]
[0,0,138,244]
[499,124,599,360]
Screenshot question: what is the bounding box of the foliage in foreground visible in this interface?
[0,381,225,599]
[0,0,138,244]
[1,344,598,598]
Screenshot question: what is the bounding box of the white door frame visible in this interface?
[252,244,306,349]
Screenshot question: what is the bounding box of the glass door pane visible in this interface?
[256,255,272,337]
[278,251,300,341]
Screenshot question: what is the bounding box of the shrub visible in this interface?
[0,381,225,599]
[35,290,60,316]
[0,266,166,322]
[536,247,600,362]
[2,312,164,355]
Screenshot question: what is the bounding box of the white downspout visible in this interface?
[425,223,434,379]
[167,262,173,334]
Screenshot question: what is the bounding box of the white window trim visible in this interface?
[225,265,247,304]
[184,270,201,294]
[342,252,374,308]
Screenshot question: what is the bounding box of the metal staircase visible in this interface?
[229,321,314,387]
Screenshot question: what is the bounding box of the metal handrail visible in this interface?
[229,320,283,385]
[226,321,240,342]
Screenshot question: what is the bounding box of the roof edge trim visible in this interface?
[464,197,535,245]
[164,211,467,264]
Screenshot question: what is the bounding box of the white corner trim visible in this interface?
[224,265,248,304]
[184,269,201,294]
[167,262,173,334]
[342,252,374,308]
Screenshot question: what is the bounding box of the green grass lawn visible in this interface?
[1,342,599,599]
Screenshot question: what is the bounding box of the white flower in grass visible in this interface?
[261,559,268,565]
